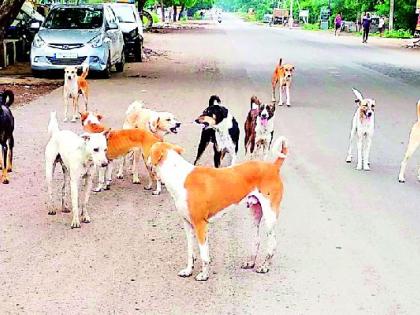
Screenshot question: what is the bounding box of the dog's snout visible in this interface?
[194,119,200,124]
[67,76,72,80]
[176,122,181,128]
[367,112,373,117]
[101,162,108,167]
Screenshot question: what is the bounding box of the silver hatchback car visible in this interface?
[30,4,125,78]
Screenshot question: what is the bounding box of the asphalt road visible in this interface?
[1,15,419,314]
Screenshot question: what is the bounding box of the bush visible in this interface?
[193,11,202,20]
[142,12,160,26]
[303,23,320,31]
[179,16,188,22]
[383,29,413,39]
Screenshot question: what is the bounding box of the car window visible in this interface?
[105,7,117,24]
[113,6,136,23]
[44,7,103,29]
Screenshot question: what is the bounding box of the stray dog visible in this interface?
[148,137,288,281]
[398,100,420,183]
[81,114,163,194]
[244,96,275,159]
[117,100,181,182]
[63,65,89,122]
[194,95,240,167]
[271,58,295,106]
[45,112,109,228]
[0,90,15,184]
[346,88,375,171]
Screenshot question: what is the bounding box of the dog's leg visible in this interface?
[132,151,141,184]
[194,221,210,281]
[152,173,162,195]
[346,123,356,163]
[81,170,94,224]
[242,199,262,269]
[6,136,13,172]
[71,97,77,122]
[398,140,419,183]
[272,83,277,103]
[213,145,222,168]
[286,85,291,107]
[194,138,210,166]
[70,175,81,228]
[105,162,113,190]
[1,145,9,184]
[94,167,106,192]
[356,135,363,170]
[116,157,125,179]
[256,200,277,274]
[61,164,70,213]
[363,136,372,171]
[63,95,69,122]
[45,147,56,214]
[178,220,195,278]
[279,85,284,106]
[230,150,237,166]
[82,91,88,112]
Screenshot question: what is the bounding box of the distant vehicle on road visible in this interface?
[269,8,289,26]
[30,4,125,78]
[109,3,144,62]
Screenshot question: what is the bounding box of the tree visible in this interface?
[0,0,26,67]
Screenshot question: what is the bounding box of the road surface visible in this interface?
[1,15,420,314]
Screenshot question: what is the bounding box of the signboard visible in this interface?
[416,14,420,31]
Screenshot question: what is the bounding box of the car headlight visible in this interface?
[128,28,138,39]
[32,34,46,48]
[89,35,103,48]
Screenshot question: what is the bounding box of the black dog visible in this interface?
[194,95,240,167]
[0,90,15,184]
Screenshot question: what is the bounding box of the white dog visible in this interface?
[45,112,109,228]
[63,64,89,122]
[346,88,376,171]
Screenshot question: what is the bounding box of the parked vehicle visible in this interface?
[109,3,143,62]
[269,8,289,26]
[30,4,125,78]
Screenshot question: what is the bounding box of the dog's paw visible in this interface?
[7,168,12,173]
[48,209,57,215]
[241,261,255,269]
[398,178,405,183]
[93,187,102,193]
[63,117,68,122]
[178,268,193,278]
[70,219,81,229]
[152,190,161,195]
[363,165,371,171]
[81,214,91,223]
[2,178,9,184]
[116,174,123,179]
[356,164,363,171]
[61,207,71,213]
[195,271,209,281]
[255,265,270,274]
[104,184,111,190]
[132,177,141,184]
[346,156,352,163]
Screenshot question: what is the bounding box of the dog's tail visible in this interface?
[278,58,283,66]
[125,100,144,115]
[1,90,14,107]
[209,95,221,106]
[272,136,288,168]
[417,99,420,122]
[80,64,89,79]
[48,111,60,136]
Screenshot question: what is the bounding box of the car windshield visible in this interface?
[113,6,136,23]
[44,7,103,29]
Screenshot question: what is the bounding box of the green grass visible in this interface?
[302,23,320,31]
[383,29,413,39]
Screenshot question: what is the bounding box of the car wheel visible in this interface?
[101,55,112,79]
[32,69,43,78]
[115,49,125,72]
[134,40,143,62]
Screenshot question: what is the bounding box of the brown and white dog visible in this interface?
[398,100,420,183]
[80,111,162,194]
[148,137,288,281]
[271,58,295,106]
[244,96,276,160]
[63,65,89,122]
[117,101,181,183]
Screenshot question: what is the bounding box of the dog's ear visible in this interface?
[149,115,160,133]
[96,114,103,121]
[80,111,88,123]
[291,66,295,71]
[102,128,111,138]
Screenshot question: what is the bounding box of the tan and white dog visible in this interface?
[148,137,288,281]
[117,100,181,188]
[63,65,89,122]
[271,58,295,106]
[398,100,420,183]
[346,88,376,171]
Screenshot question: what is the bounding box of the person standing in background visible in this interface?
[334,13,342,36]
[378,16,385,37]
[362,13,372,43]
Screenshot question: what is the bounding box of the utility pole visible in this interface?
[389,0,394,30]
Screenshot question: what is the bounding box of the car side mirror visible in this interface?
[30,22,41,29]
[106,22,118,30]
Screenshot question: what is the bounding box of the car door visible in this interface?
[104,7,118,63]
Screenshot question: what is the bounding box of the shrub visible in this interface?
[383,29,413,39]
[193,11,202,20]
[303,23,320,31]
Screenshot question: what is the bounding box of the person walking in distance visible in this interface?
[362,13,372,43]
[334,13,342,36]
[378,16,385,37]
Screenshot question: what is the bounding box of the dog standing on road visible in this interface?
[0,90,15,184]
[45,112,109,228]
[194,95,239,167]
[271,58,295,106]
[245,96,276,160]
[63,65,89,122]
[346,88,376,171]
[398,100,420,183]
[148,137,288,281]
